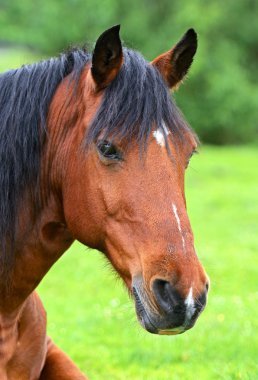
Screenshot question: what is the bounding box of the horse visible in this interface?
[0,25,209,379]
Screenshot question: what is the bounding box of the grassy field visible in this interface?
[1,52,258,379]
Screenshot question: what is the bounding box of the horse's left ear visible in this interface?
[152,29,197,90]
[91,25,123,90]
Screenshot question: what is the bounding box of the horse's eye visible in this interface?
[97,140,122,161]
[186,149,198,168]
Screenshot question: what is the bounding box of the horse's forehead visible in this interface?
[148,125,195,162]
[122,139,177,180]
[152,121,170,148]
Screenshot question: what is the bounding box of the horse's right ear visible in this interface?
[91,25,123,90]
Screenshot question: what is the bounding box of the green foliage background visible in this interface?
[0,0,257,143]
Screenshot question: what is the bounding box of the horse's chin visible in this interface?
[136,310,187,335]
[158,328,186,335]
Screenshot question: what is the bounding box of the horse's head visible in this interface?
[59,26,209,335]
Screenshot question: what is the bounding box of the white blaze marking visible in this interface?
[185,287,195,320]
[153,121,170,147]
[172,203,186,252]
[153,128,165,147]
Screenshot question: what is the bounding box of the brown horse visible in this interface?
[0,26,209,379]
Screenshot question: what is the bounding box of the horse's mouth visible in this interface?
[158,328,185,335]
[132,285,188,335]
[132,277,206,335]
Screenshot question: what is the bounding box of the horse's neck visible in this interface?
[0,76,80,315]
[0,195,74,314]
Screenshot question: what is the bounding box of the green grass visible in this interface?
[1,51,258,380]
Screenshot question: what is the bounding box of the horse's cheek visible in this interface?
[62,159,106,249]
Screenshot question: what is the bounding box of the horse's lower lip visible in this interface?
[137,311,158,333]
[134,297,186,335]
[134,297,195,335]
[158,327,185,335]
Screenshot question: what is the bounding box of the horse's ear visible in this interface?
[91,25,123,90]
[152,29,197,90]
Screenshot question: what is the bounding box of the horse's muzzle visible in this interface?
[132,276,208,335]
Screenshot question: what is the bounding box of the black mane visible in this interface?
[0,49,90,274]
[0,46,191,276]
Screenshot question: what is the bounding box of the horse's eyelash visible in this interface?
[186,149,198,168]
[190,149,199,158]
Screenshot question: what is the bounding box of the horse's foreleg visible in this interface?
[39,337,88,380]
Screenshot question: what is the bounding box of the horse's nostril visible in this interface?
[152,279,184,315]
[205,280,210,292]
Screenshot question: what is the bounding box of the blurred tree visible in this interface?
[0,0,257,144]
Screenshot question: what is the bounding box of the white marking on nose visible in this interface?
[185,287,195,320]
[172,203,186,252]
[153,121,170,147]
